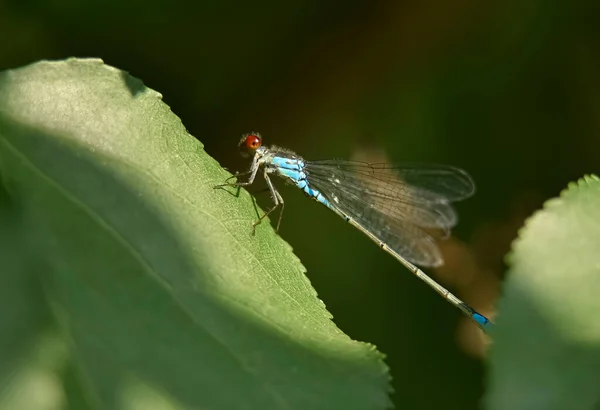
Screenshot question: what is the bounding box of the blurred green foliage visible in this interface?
[487,176,600,410]
[1,1,599,409]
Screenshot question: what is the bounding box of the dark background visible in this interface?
[1,1,598,408]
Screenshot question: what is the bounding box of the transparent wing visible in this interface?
[307,160,475,202]
[305,160,474,267]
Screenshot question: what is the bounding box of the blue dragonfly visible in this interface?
[216,132,492,331]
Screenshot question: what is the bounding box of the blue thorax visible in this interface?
[268,154,332,208]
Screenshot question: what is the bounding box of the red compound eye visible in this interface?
[240,133,262,152]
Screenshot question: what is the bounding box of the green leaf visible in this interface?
[0,59,390,410]
[0,183,60,410]
[0,332,68,410]
[485,175,600,410]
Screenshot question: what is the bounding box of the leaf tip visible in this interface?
[505,173,600,266]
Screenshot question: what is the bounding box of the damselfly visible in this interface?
[216,132,492,331]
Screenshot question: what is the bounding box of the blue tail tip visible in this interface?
[473,313,492,330]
